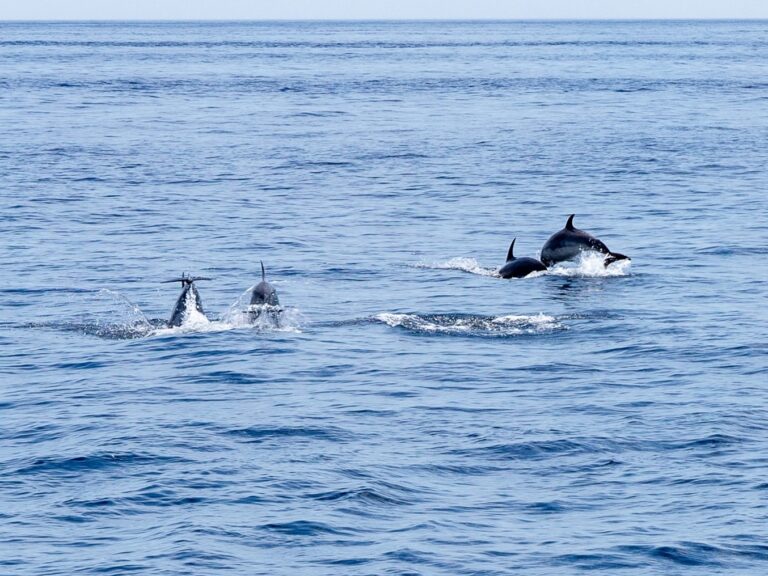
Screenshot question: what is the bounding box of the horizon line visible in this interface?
[2,17,768,22]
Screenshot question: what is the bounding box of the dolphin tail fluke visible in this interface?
[506,238,516,262]
[604,252,630,267]
[260,261,266,282]
[162,273,212,286]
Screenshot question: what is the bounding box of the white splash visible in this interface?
[150,310,302,337]
[374,312,563,336]
[149,285,302,336]
[95,289,152,326]
[219,285,304,333]
[492,313,558,326]
[151,288,213,335]
[375,312,471,333]
[183,289,211,325]
[220,284,258,327]
[545,251,632,278]
[414,257,499,277]
[415,252,630,279]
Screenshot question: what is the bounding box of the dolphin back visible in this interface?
[251,281,280,306]
[541,214,630,267]
[499,256,547,279]
[251,262,280,306]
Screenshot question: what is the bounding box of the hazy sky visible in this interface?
[2,0,767,20]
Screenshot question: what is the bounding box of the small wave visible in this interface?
[451,438,592,460]
[373,312,563,337]
[290,110,349,118]
[225,425,350,444]
[261,520,351,536]
[414,257,499,277]
[696,245,768,256]
[676,433,742,451]
[16,452,185,476]
[410,463,504,476]
[552,552,639,570]
[614,541,768,567]
[66,488,207,511]
[545,252,632,278]
[308,486,411,506]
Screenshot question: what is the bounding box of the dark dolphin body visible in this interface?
[248,262,281,323]
[540,215,630,268]
[250,262,280,306]
[165,274,209,327]
[498,238,548,279]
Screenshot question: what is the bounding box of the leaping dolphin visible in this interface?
[164,274,210,327]
[540,215,630,268]
[498,238,547,278]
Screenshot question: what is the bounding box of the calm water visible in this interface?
[1,20,767,575]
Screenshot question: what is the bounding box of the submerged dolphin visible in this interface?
[498,238,548,278]
[164,274,210,327]
[540,215,630,268]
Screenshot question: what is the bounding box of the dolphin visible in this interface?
[498,238,548,278]
[540,214,630,267]
[164,274,210,327]
[247,262,282,324]
[250,261,280,306]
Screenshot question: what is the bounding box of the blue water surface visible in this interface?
[1,20,767,575]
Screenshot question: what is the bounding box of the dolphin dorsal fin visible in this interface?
[260,261,266,282]
[566,214,576,231]
[506,238,516,262]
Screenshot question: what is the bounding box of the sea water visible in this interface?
[1,20,767,575]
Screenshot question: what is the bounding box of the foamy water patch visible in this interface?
[150,282,303,336]
[546,252,632,278]
[150,315,211,336]
[373,312,563,337]
[221,305,304,333]
[148,307,303,337]
[414,257,499,277]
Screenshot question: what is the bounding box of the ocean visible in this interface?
[1,20,767,574]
